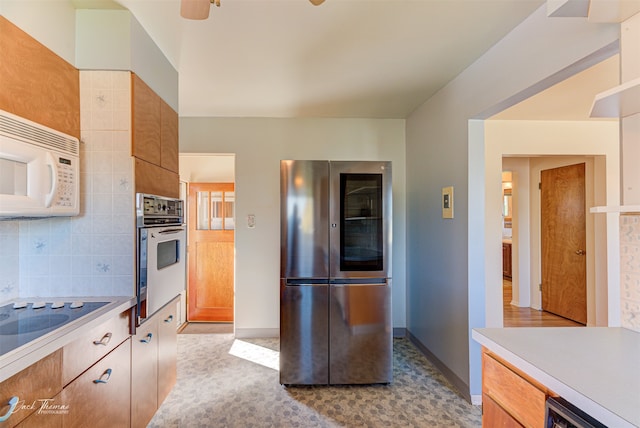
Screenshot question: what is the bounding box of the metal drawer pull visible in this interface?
[93,368,112,384]
[93,332,112,346]
[164,315,174,323]
[140,333,153,343]
[0,397,18,422]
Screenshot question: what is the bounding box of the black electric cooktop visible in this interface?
[0,301,108,356]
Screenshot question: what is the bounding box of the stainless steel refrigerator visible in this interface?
[280,160,392,385]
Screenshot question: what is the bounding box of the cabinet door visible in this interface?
[132,74,161,166]
[160,99,179,173]
[131,318,159,428]
[157,300,178,406]
[61,340,131,428]
[0,350,62,427]
[134,158,180,199]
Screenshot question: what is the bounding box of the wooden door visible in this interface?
[541,163,587,324]
[187,183,235,322]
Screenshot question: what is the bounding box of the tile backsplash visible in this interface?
[0,70,135,301]
[620,215,640,332]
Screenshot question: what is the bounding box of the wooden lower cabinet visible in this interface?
[62,310,130,386]
[131,316,159,428]
[482,394,522,428]
[2,303,178,428]
[61,340,131,428]
[482,348,554,428]
[131,297,179,428]
[15,405,63,428]
[157,303,178,405]
[0,350,62,427]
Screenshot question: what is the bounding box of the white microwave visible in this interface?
[0,109,80,219]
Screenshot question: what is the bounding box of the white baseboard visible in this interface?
[471,394,482,406]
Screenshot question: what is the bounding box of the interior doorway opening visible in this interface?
[179,154,236,332]
[500,155,606,328]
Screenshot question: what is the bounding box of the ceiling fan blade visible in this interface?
[181,0,211,19]
[309,0,325,5]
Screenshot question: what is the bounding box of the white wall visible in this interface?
[179,117,406,337]
[179,154,235,183]
[407,5,618,401]
[0,0,77,65]
[75,9,179,111]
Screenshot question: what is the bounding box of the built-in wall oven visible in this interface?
[136,193,186,326]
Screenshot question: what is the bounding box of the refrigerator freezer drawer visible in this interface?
[280,281,329,385]
[329,282,392,384]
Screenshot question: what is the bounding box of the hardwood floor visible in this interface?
[503,279,583,327]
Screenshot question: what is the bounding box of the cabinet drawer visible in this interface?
[482,393,523,428]
[62,310,130,386]
[482,352,546,428]
[61,339,131,428]
[0,350,62,427]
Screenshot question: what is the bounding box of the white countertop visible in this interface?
[472,327,640,428]
[0,296,136,383]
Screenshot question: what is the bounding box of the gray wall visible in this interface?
[405,5,618,401]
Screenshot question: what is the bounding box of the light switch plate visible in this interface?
[247,214,256,228]
[442,186,454,219]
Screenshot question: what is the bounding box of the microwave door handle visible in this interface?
[44,152,58,208]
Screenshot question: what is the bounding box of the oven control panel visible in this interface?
[136,193,184,226]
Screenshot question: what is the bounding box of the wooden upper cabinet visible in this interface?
[0,17,79,139]
[160,99,179,173]
[132,74,161,166]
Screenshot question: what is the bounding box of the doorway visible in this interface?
[500,156,600,327]
[179,154,236,325]
[187,182,235,322]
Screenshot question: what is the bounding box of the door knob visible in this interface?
[575,249,586,256]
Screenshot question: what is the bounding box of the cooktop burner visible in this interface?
[0,301,108,356]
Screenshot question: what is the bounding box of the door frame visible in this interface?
[179,154,236,326]
[476,117,619,330]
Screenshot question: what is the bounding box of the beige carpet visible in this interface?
[149,333,481,427]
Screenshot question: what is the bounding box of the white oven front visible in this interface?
[137,224,186,325]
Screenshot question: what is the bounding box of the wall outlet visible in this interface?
[247,214,256,228]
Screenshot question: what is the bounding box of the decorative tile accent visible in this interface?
[620,215,640,332]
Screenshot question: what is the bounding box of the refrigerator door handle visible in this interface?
[284,278,329,286]
[329,278,388,285]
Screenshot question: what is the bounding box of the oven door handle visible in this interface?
[157,228,184,235]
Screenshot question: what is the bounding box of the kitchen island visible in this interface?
[472,327,640,427]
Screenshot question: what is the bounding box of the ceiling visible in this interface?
[491,53,620,121]
[109,0,544,118]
